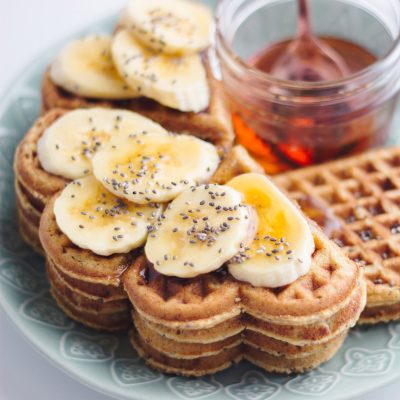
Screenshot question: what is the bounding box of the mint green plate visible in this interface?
[2,7,400,400]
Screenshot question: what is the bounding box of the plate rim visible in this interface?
[0,10,399,400]
[0,13,142,400]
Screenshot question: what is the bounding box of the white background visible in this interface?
[0,0,399,399]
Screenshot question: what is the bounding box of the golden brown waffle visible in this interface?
[37,141,260,331]
[130,329,241,376]
[130,328,347,376]
[123,226,366,375]
[47,259,130,331]
[16,180,43,255]
[132,310,348,360]
[40,195,137,286]
[14,109,69,253]
[14,109,69,210]
[124,232,362,327]
[46,259,128,312]
[41,56,234,156]
[211,145,264,184]
[51,286,130,331]
[274,147,400,324]
[13,105,238,253]
[39,195,135,331]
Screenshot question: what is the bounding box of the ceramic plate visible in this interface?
[1,6,400,400]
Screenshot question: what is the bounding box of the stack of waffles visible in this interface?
[274,148,400,324]
[40,193,134,331]
[13,104,241,332]
[14,110,68,255]
[13,103,232,256]
[123,229,365,375]
[14,0,234,258]
[12,0,369,378]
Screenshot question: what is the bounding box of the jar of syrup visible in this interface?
[214,0,400,174]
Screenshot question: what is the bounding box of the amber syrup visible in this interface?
[232,0,378,174]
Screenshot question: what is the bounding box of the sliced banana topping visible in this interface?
[145,184,257,278]
[54,176,163,256]
[227,173,315,288]
[125,0,213,55]
[37,108,166,180]
[50,35,139,99]
[112,30,209,112]
[92,130,219,204]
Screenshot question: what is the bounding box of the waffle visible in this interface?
[123,227,366,375]
[211,145,264,184]
[130,329,346,376]
[39,195,135,331]
[41,55,234,156]
[46,259,128,312]
[13,109,69,253]
[274,147,400,324]
[13,105,236,254]
[16,184,43,255]
[50,286,130,331]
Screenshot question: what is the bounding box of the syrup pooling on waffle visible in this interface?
[274,148,400,323]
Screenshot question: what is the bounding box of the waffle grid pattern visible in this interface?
[275,149,400,306]
[127,232,355,321]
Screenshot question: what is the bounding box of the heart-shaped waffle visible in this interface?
[123,227,365,375]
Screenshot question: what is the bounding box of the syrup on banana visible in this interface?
[37,108,166,180]
[227,173,315,288]
[92,130,220,204]
[145,184,257,278]
[53,176,163,256]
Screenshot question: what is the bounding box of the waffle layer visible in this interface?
[274,147,400,324]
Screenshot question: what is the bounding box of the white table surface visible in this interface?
[0,1,399,399]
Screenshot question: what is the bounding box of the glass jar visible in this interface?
[214,0,400,174]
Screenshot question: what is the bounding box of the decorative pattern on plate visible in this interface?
[285,369,339,396]
[60,331,118,362]
[225,371,281,400]
[341,348,395,376]
[14,94,40,128]
[0,134,19,176]
[0,258,43,293]
[167,377,222,400]
[348,326,363,339]
[0,177,16,212]
[388,323,400,350]
[111,358,162,386]
[0,217,30,256]
[19,291,75,330]
[0,8,400,400]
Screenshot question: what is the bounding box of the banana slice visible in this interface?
[54,176,163,256]
[124,0,213,55]
[111,30,209,112]
[227,173,315,288]
[92,130,219,204]
[145,184,257,278]
[37,108,166,180]
[50,35,139,99]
